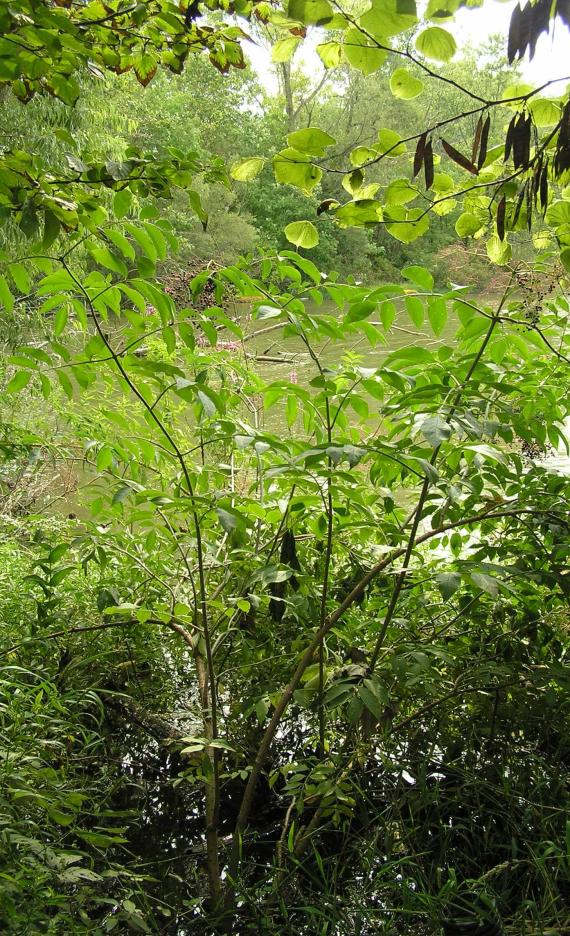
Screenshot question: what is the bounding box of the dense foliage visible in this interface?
[0,0,569,933]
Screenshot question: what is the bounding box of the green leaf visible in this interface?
[178,322,195,349]
[288,0,334,25]
[471,572,499,597]
[46,808,74,826]
[560,247,570,273]
[350,146,378,167]
[346,695,364,724]
[333,199,382,226]
[381,300,396,330]
[486,234,511,265]
[415,26,457,62]
[287,127,335,156]
[216,506,246,534]
[43,210,61,249]
[455,212,484,237]
[0,275,15,313]
[96,447,114,471]
[9,263,31,294]
[502,82,534,103]
[433,172,455,194]
[7,370,32,393]
[280,250,322,285]
[350,395,369,419]
[402,266,433,290]
[286,394,298,427]
[272,35,301,62]
[360,0,417,38]
[40,375,51,399]
[358,678,387,719]
[231,157,265,181]
[317,41,343,68]
[284,220,320,249]
[124,223,157,262]
[47,74,80,105]
[105,229,136,260]
[390,67,424,99]
[78,830,128,848]
[255,698,270,724]
[436,572,461,599]
[405,296,424,327]
[343,27,387,75]
[54,305,69,337]
[420,415,451,447]
[345,299,376,323]
[134,52,157,87]
[273,149,323,194]
[57,370,74,399]
[528,98,561,127]
[197,387,219,416]
[189,190,208,229]
[377,128,407,157]
[385,178,418,205]
[428,297,447,335]
[546,200,570,227]
[113,189,132,219]
[386,208,429,242]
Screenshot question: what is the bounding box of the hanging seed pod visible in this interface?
[539,163,548,211]
[526,182,533,231]
[441,139,478,174]
[507,2,524,62]
[532,155,543,205]
[512,113,531,169]
[496,195,506,241]
[508,0,552,63]
[414,132,427,178]
[554,99,570,176]
[529,0,551,58]
[424,138,434,190]
[504,115,516,163]
[477,115,491,170]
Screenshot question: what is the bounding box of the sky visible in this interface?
[246,0,570,95]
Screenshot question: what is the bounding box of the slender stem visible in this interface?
[58,258,222,911]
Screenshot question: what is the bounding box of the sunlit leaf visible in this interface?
[390,67,424,99]
[415,26,457,62]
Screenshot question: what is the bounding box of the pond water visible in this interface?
[243,300,456,384]
[237,300,570,475]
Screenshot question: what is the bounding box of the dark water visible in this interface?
[244,300,457,385]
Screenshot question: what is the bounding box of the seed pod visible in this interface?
[477,115,491,170]
[554,99,570,176]
[512,113,531,169]
[496,195,506,241]
[424,138,434,190]
[504,115,516,163]
[539,164,548,211]
[507,2,524,63]
[526,183,533,231]
[441,139,478,175]
[414,133,427,178]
